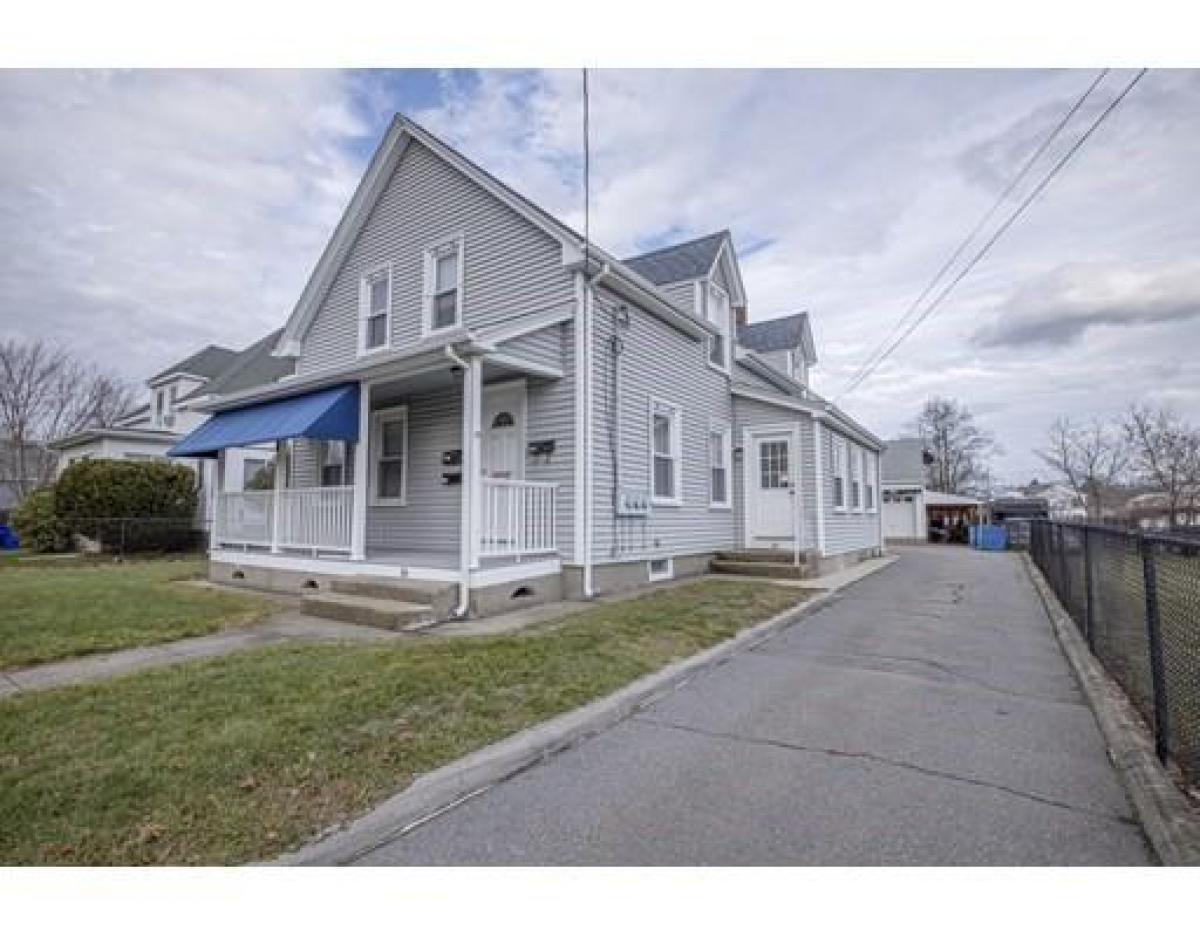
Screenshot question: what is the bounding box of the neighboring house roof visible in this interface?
[881,438,928,484]
[149,344,238,385]
[114,403,151,426]
[48,427,181,451]
[622,231,729,285]
[737,311,816,364]
[182,329,293,402]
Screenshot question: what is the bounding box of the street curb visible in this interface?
[1022,554,1200,866]
[277,557,895,866]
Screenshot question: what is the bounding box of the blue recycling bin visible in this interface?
[0,524,19,550]
[971,524,1007,551]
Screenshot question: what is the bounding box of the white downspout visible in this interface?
[793,424,802,569]
[446,345,475,617]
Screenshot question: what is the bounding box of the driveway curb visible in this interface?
[1022,554,1200,866]
[277,556,896,866]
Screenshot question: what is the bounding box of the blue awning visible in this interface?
[167,383,359,459]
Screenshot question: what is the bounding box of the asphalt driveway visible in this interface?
[354,546,1152,865]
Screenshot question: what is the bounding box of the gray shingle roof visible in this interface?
[150,344,238,384]
[622,231,728,286]
[182,329,293,401]
[737,312,811,354]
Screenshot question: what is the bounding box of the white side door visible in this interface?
[746,432,795,547]
[481,383,526,480]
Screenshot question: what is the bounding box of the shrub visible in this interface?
[11,488,70,554]
[54,459,199,553]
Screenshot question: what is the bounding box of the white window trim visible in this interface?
[832,432,848,513]
[866,451,879,514]
[852,446,864,513]
[704,281,731,374]
[422,233,466,337]
[358,263,393,357]
[648,396,683,507]
[708,420,732,510]
[369,404,409,507]
[647,557,674,582]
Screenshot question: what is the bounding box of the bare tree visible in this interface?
[1123,404,1200,529]
[1036,416,1130,521]
[913,396,998,495]
[0,339,138,496]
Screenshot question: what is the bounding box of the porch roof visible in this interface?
[167,383,359,459]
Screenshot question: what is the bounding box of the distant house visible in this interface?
[49,332,293,524]
[880,437,983,542]
[1122,489,1200,530]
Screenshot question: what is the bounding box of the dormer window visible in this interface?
[360,265,392,354]
[424,235,464,334]
[705,282,730,371]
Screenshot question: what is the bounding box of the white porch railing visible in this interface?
[215,490,275,548]
[277,486,354,551]
[480,479,558,557]
[215,487,353,553]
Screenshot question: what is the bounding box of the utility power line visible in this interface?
[838,69,1110,396]
[836,68,1148,401]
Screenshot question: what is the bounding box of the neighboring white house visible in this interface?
[167,114,884,618]
[881,437,983,542]
[49,336,290,524]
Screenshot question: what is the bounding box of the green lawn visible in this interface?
[0,579,809,865]
[0,559,273,669]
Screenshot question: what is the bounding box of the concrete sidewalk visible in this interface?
[0,614,400,698]
[352,546,1152,865]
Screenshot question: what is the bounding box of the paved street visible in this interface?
[355,546,1152,865]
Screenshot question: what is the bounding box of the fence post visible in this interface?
[1056,523,1069,598]
[1139,534,1171,763]
[1082,526,1096,649]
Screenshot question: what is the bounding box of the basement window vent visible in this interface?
[301,579,319,591]
[510,585,535,600]
[231,570,245,581]
[647,557,674,582]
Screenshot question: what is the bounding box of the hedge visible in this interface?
[10,488,71,553]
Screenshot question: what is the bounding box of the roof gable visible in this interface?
[737,312,816,363]
[182,329,293,402]
[623,231,728,285]
[149,345,237,385]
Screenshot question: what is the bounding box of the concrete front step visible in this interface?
[715,550,804,564]
[301,593,435,632]
[330,577,458,621]
[710,559,808,580]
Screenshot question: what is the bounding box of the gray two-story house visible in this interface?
[169,114,883,621]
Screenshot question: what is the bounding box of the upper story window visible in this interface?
[425,235,464,334]
[360,266,392,354]
[649,398,682,505]
[705,282,730,371]
[832,433,848,510]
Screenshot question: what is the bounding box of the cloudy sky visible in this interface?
[1,68,1197,481]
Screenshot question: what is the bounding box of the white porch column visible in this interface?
[813,414,827,558]
[214,450,226,545]
[350,380,370,561]
[270,440,284,554]
[462,356,483,570]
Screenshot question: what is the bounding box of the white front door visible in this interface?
[746,432,795,547]
[481,382,525,480]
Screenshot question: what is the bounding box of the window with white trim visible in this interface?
[360,266,391,353]
[851,444,862,510]
[865,451,877,512]
[370,406,408,506]
[705,282,730,370]
[649,398,682,504]
[832,433,847,510]
[709,423,731,508]
[648,557,674,582]
[424,236,463,333]
[320,440,353,487]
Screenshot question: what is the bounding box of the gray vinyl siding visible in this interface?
[589,285,736,563]
[731,397,818,552]
[366,384,462,556]
[732,362,785,394]
[298,140,575,375]
[496,323,566,374]
[818,423,882,556]
[659,280,698,317]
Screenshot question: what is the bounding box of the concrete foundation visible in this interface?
[812,545,883,576]
[561,553,713,599]
[469,572,564,617]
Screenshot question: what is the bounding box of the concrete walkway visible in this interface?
[353,546,1152,865]
[0,614,400,698]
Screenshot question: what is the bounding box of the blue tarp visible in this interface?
[167,383,359,459]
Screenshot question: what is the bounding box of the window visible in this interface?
[154,389,165,426]
[425,236,463,333]
[760,440,790,489]
[360,266,391,353]
[851,444,862,510]
[649,398,682,504]
[832,433,847,510]
[865,451,877,512]
[705,282,730,370]
[320,440,352,487]
[648,557,674,582]
[242,458,269,490]
[370,406,408,506]
[709,423,731,508]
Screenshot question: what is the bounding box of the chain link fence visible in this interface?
[1030,520,1200,791]
[62,516,211,558]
